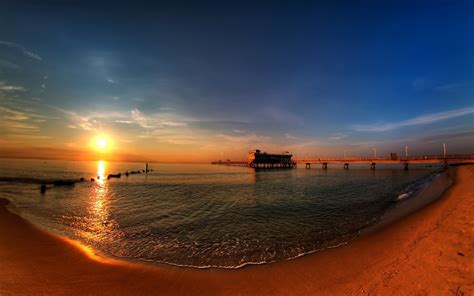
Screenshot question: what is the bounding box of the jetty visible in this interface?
[298,154,474,170]
[212,150,474,170]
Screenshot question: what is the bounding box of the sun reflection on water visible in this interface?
[86,160,111,242]
[97,160,105,185]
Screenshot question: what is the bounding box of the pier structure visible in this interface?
[296,154,474,170]
[211,149,296,169]
[248,150,295,169]
[211,153,474,170]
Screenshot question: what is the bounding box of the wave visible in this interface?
[102,240,352,270]
[395,170,443,202]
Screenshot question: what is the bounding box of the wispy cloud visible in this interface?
[352,107,474,132]
[131,108,153,128]
[0,105,40,132]
[0,81,26,92]
[0,85,26,91]
[130,108,187,129]
[0,59,21,70]
[55,108,97,131]
[0,41,42,61]
[328,133,347,140]
[285,133,297,139]
[217,133,271,144]
[115,120,134,124]
[434,82,473,91]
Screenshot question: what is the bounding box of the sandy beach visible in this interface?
[1,165,473,296]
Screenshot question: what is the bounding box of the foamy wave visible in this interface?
[104,239,353,270]
[395,171,442,202]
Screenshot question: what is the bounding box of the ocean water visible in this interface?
[0,158,446,268]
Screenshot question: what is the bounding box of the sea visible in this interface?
[0,158,451,268]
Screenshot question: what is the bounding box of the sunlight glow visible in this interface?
[97,138,107,150]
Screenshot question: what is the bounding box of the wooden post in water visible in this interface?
[146,163,148,174]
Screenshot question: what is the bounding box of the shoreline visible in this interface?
[1,165,473,295]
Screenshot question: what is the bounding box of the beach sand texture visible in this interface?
[1,165,473,295]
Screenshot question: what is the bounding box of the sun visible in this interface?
[96,138,107,150]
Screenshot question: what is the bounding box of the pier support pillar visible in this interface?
[322,162,328,170]
[343,163,349,170]
[305,163,311,169]
[403,163,409,170]
[370,162,376,170]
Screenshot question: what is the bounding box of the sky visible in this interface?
[0,1,473,162]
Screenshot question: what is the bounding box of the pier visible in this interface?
[297,154,474,169]
[212,152,474,170]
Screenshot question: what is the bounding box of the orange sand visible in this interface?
[1,165,473,295]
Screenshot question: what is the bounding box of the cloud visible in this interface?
[0,41,42,61]
[8,134,52,139]
[0,121,38,130]
[55,108,97,131]
[0,105,30,120]
[0,81,26,92]
[434,82,472,91]
[56,107,189,133]
[0,85,26,91]
[285,133,297,139]
[0,59,21,70]
[0,105,41,132]
[132,98,144,102]
[130,108,187,129]
[217,133,271,144]
[233,129,245,133]
[131,108,152,128]
[351,106,474,132]
[328,133,347,140]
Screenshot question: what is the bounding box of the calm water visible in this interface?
[0,158,443,268]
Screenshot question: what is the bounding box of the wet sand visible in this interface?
[1,165,473,295]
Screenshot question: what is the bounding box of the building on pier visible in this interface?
[248,149,295,168]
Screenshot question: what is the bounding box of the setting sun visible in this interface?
[96,138,107,150]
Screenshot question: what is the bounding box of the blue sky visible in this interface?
[0,1,473,161]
